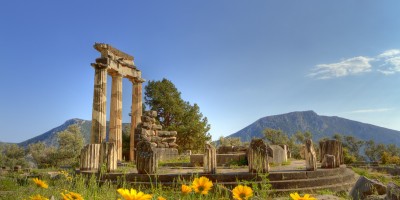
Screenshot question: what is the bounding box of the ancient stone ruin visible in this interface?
[248,139,269,173]
[267,145,288,164]
[134,110,179,161]
[319,140,343,168]
[136,140,158,174]
[80,43,144,171]
[203,143,217,174]
[304,139,317,171]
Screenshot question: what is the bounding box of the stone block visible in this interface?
[158,131,177,137]
[321,154,336,168]
[155,148,179,162]
[168,142,178,148]
[99,142,117,172]
[162,137,176,143]
[248,139,269,173]
[152,124,162,130]
[204,143,217,174]
[142,122,152,129]
[268,145,286,164]
[136,140,158,174]
[350,176,387,200]
[387,182,400,200]
[80,144,101,171]
[305,139,317,171]
[319,140,343,167]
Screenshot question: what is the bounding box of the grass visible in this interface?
[351,167,400,186]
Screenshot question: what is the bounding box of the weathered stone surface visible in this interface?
[150,110,157,118]
[155,148,179,161]
[305,139,317,171]
[387,182,400,200]
[268,145,286,164]
[142,122,152,129]
[217,146,248,154]
[80,144,101,171]
[162,137,176,143]
[136,140,157,174]
[319,140,343,167]
[152,124,162,130]
[109,73,123,160]
[99,142,117,172]
[158,131,177,137]
[350,176,387,200]
[169,143,178,148]
[248,139,269,173]
[321,154,336,169]
[90,65,107,144]
[204,143,217,174]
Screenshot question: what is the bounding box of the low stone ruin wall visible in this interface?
[155,148,179,162]
[190,153,247,166]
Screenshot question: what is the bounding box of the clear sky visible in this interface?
[1,0,399,143]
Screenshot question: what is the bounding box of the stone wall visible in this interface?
[190,153,247,166]
[135,111,178,160]
[268,145,287,164]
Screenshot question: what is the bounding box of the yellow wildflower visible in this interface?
[117,188,152,200]
[157,196,166,200]
[61,191,84,200]
[192,176,213,195]
[290,192,317,200]
[29,194,49,200]
[232,185,253,200]
[181,184,192,195]
[32,178,48,189]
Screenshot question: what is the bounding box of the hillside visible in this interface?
[228,110,400,146]
[18,119,130,148]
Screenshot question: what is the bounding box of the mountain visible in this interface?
[228,110,400,146]
[18,119,130,148]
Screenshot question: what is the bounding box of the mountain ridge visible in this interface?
[228,110,400,146]
[14,110,400,148]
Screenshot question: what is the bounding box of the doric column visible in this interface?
[129,78,144,161]
[90,64,108,144]
[109,72,123,160]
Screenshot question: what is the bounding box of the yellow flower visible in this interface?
[61,191,84,200]
[117,188,152,200]
[290,192,317,200]
[192,176,213,195]
[181,184,192,195]
[157,197,166,200]
[232,185,253,200]
[32,178,48,189]
[29,194,49,200]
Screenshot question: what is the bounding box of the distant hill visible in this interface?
[227,110,400,146]
[18,119,130,148]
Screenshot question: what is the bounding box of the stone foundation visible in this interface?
[190,153,247,166]
[155,148,179,162]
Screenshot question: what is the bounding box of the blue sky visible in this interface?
[1,1,399,143]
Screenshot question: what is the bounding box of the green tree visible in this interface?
[145,78,211,152]
[294,131,312,144]
[28,142,58,168]
[343,135,364,160]
[262,128,289,145]
[56,124,85,166]
[2,144,27,168]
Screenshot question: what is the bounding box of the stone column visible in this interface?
[248,139,269,173]
[109,73,123,160]
[305,139,317,171]
[90,64,108,144]
[129,79,144,161]
[204,143,217,174]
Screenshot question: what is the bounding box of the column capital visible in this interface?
[129,77,145,84]
[91,63,108,69]
[108,70,123,78]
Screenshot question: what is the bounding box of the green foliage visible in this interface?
[122,125,131,161]
[294,131,312,144]
[1,144,27,168]
[219,137,243,147]
[56,124,85,167]
[145,78,211,152]
[262,128,289,145]
[28,142,58,168]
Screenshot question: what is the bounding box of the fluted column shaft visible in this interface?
[109,73,123,160]
[90,65,107,144]
[129,80,143,161]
